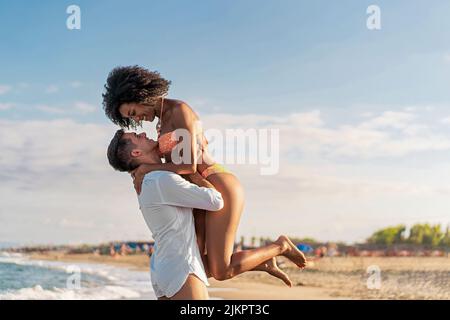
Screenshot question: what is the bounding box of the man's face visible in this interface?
[123,132,158,158]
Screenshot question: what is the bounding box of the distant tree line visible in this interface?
[367,224,450,247]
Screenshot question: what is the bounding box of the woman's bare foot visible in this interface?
[254,258,292,287]
[276,235,307,269]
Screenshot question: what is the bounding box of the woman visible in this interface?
[102,66,306,285]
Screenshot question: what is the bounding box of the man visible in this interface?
[107,130,224,300]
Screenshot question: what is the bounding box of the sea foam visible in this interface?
[0,284,141,300]
[0,251,155,300]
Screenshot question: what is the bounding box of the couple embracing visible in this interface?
[104,66,306,300]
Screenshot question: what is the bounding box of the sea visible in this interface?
[0,251,157,300]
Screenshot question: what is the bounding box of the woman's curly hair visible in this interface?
[102,65,171,128]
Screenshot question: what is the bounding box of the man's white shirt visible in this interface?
[137,171,224,297]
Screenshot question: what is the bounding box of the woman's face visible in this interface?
[119,103,157,123]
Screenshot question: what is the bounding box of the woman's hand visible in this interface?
[130,165,149,195]
[187,172,216,190]
[187,172,204,184]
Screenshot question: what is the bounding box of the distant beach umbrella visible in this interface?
[297,244,313,253]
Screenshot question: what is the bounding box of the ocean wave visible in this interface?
[0,285,141,300]
[0,252,155,300]
[0,251,24,264]
[0,253,142,283]
[0,251,23,258]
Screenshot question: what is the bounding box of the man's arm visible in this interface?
[156,172,224,211]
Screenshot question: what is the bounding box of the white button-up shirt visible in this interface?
[137,171,224,297]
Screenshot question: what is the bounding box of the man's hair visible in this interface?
[102,65,171,129]
[107,129,139,172]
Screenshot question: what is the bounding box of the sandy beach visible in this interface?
[29,252,450,300]
[29,252,341,299]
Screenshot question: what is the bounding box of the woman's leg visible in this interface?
[204,173,243,280]
[201,253,292,286]
[195,207,291,285]
[193,209,206,255]
[170,274,209,300]
[251,257,292,287]
[205,173,306,281]
[193,208,211,277]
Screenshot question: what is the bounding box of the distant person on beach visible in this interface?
[106,130,307,299]
[102,66,306,290]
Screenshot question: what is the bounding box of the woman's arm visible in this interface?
[187,172,216,189]
[136,162,196,177]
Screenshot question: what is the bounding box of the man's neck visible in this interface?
[139,153,162,165]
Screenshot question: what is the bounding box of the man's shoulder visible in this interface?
[139,172,163,192]
[142,171,184,189]
[143,170,178,181]
[139,171,185,203]
[138,172,168,203]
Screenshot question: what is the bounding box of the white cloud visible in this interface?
[264,163,450,198]
[443,53,450,63]
[358,111,416,130]
[360,111,374,118]
[0,119,148,244]
[34,102,97,115]
[0,85,12,95]
[45,85,59,94]
[231,163,450,242]
[70,81,83,88]
[1,109,450,244]
[18,83,30,89]
[74,101,96,114]
[203,110,450,159]
[0,103,15,111]
[36,105,66,114]
[441,117,450,125]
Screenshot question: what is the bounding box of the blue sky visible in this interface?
[1,1,450,245]
[2,0,450,116]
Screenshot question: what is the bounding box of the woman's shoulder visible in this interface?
[170,99,192,111]
[169,99,199,120]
